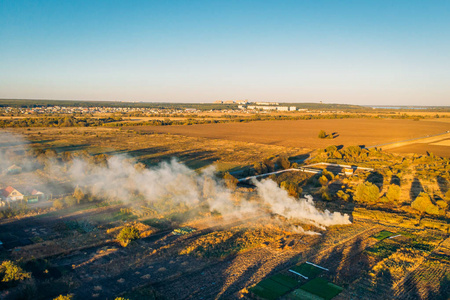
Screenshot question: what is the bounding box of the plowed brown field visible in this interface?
[128,119,450,154]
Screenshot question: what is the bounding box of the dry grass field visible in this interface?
[127,118,450,156]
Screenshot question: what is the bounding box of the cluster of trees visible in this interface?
[318,130,336,139]
[0,116,121,128]
[411,191,449,216]
[252,155,292,175]
[280,181,302,198]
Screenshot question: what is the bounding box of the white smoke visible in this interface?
[253,179,351,229]
[1,132,351,232]
[0,131,31,172]
[69,155,350,230]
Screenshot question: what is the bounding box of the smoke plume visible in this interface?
[1,132,351,232]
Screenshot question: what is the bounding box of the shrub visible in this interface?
[223,172,238,190]
[385,185,401,202]
[318,175,328,186]
[354,181,380,204]
[280,181,301,198]
[54,295,73,300]
[318,130,327,139]
[0,260,31,283]
[53,199,65,210]
[411,192,440,215]
[337,190,350,201]
[117,226,140,247]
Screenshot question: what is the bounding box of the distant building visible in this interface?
[236,100,248,105]
[255,102,279,106]
[277,106,289,111]
[25,189,45,203]
[0,186,24,202]
[289,106,297,111]
[214,100,223,104]
[343,168,354,176]
[223,100,235,104]
[5,165,22,175]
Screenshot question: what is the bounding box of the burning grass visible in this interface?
[179,224,290,258]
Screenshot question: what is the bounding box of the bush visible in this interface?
[280,181,301,198]
[318,130,327,139]
[411,192,440,215]
[385,185,401,202]
[354,181,380,204]
[53,199,65,210]
[54,295,73,300]
[64,196,77,207]
[318,175,328,186]
[223,172,238,190]
[321,187,332,201]
[337,190,350,201]
[0,260,31,283]
[117,226,140,247]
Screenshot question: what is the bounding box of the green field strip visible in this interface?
[372,230,396,240]
[249,283,287,300]
[286,288,325,300]
[290,263,324,279]
[299,278,343,300]
[269,273,300,289]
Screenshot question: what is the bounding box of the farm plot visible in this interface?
[128,118,450,151]
[289,263,324,279]
[372,230,396,240]
[288,278,343,300]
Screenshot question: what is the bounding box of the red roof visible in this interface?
[1,186,15,197]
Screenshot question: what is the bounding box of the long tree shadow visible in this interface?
[390,174,400,186]
[410,177,424,201]
[367,171,384,190]
[436,176,449,196]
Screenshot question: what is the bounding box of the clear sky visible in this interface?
[1,1,449,106]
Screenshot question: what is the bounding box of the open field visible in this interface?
[127,118,450,154]
[1,113,449,300]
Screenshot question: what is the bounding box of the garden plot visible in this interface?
[249,273,300,300]
[287,278,343,300]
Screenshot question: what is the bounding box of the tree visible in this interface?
[278,155,291,170]
[318,175,328,186]
[0,260,31,283]
[411,192,440,215]
[64,195,77,207]
[354,181,380,204]
[53,198,65,209]
[223,172,238,190]
[117,226,140,247]
[253,162,267,175]
[337,190,350,201]
[385,184,401,202]
[318,130,327,139]
[320,187,332,201]
[280,181,301,198]
[73,186,85,204]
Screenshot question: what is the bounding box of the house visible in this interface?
[25,189,45,203]
[6,165,22,174]
[0,186,24,201]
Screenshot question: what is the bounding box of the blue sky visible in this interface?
[1,0,449,105]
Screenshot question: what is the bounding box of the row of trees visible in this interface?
[0,116,121,128]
